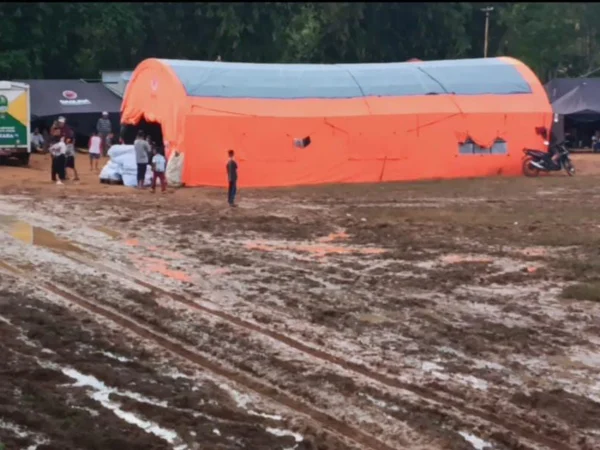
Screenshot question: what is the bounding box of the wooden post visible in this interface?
[481,7,494,58]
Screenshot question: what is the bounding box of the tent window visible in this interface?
[459,138,508,155]
[473,144,489,154]
[491,139,508,154]
[458,138,477,154]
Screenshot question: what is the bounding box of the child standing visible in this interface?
[64,137,79,181]
[151,148,167,193]
[49,137,67,185]
[88,131,102,172]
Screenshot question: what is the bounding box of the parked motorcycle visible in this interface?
[522,141,575,177]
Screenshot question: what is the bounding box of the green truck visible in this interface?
[0,81,31,165]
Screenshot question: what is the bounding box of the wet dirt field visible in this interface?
[1,154,600,450]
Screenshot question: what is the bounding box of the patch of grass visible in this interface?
[561,282,600,302]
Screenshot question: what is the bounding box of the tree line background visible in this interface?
[0,2,598,83]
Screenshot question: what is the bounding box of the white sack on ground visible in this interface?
[166,152,184,187]
[100,145,151,187]
[99,160,121,181]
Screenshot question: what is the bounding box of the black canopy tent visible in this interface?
[545,78,591,103]
[545,78,600,148]
[551,82,600,117]
[17,79,122,147]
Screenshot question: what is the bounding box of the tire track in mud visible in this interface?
[0,263,396,450]
[62,252,574,450]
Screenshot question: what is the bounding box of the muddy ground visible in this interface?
[1,153,600,450]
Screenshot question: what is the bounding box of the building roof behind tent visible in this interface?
[159,57,533,100]
[101,70,133,84]
[100,70,133,99]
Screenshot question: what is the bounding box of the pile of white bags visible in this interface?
[166,151,184,187]
[99,145,152,187]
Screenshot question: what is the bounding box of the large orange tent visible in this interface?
[121,57,552,188]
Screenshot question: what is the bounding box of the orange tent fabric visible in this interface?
[121,57,552,188]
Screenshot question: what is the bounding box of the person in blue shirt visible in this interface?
[226,149,238,207]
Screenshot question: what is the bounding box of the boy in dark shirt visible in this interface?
[226,149,238,207]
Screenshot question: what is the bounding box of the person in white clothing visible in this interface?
[64,137,79,181]
[49,137,67,185]
[151,148,167,193]
[88,131,102,172]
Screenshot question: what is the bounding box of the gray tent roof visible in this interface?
[17,79,122,118]
[545,77,600,102]
[550,80,600,116]
[160,57,533,99]
[545,78,587,103]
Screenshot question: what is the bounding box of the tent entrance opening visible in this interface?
[564,115,600,150]
[121,119,164,152]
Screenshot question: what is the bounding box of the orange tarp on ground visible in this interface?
[121,57,552,188]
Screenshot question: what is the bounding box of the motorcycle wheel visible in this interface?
[564,160,575,177]
[523,157,540,177]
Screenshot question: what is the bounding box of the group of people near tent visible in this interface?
[133,130,168,193]
[45,112,120,185]
[47,116,77,185]
[39,113,175,195]
[32,112,116,155]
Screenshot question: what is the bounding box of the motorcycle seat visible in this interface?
[525,149,548,158]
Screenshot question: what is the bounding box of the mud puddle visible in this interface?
[0,214,86,254]
[94,225,122,239]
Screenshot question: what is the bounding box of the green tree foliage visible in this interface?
[497,3,600,81]
[0,2,595,82]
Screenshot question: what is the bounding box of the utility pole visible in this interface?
[481,6,494,58]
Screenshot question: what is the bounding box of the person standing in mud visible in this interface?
[226,149,238,207]
[64,137,80,181]
[150,147,167,193]
[88,131,102,172]
[54,116,74,141]
[97,111,112,156]
[134,130,150,189]
[49,137,67,185]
